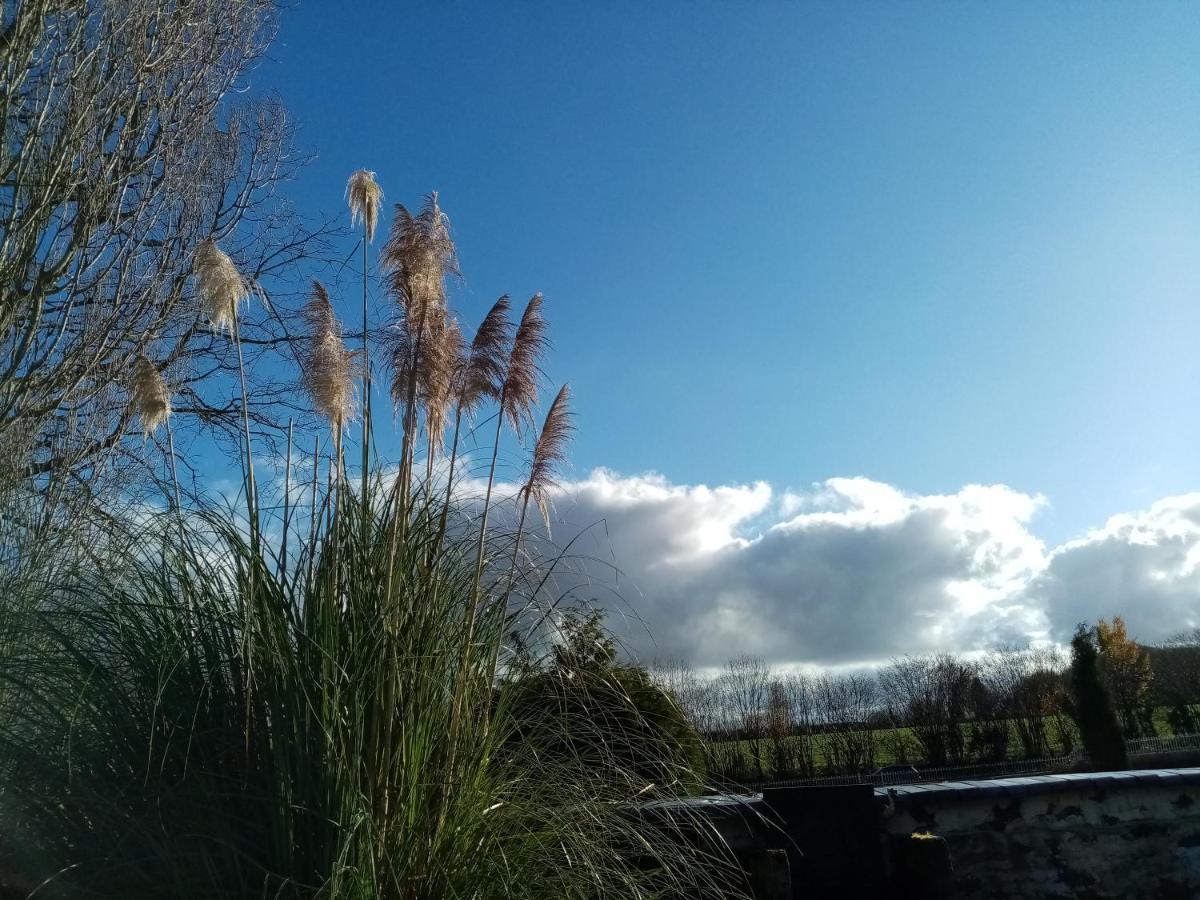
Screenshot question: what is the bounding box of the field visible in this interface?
[705,707,1192,782]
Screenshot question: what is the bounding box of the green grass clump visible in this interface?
[0,484,744,898]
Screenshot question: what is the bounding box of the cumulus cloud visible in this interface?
[1025,494,1200,644]
[538,470,1200,668]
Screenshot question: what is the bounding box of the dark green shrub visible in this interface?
[1070,623,1128,771]
[507,611,707,792]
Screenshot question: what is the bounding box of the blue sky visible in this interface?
[259,1,1200,548]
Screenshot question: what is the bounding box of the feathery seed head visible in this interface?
[521,383,573,533]
[130,356,171,435]
[380,192,458,322]
[194,238,248,333]
[421,313,464,449]
[346,169,384,242]
[458,295,512,414]
[388,317,416,411]
[302,281,358,429]
[502,293,548,435]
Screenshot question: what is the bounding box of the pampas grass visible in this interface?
[420,312,462,461]
[129,356,171,435]
[194,236,256,521]
[381,192,457,322]
[0,487,745,900]
[302,281,358,430]
[382,192,459,512]
[498,383,573,696]
[194,239,248,332]
[503,293,549,434]
[519,383,573,534]
[433,297,513,550]
[0,189,748,900]
[458,295,512,414]
[473,293,549,596]
[346,169,384,243]
[348,169,384,477]
[387,318,417,409]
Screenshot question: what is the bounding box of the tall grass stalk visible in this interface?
[364,227,372,479]
[347,169,383,482]
[471,294,546,623]
[232,307,258,534]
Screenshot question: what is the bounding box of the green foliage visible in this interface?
[1095,617,1155,738]
[0,492,742,899]
[1070,623,1128,772]
[508,611,707,792]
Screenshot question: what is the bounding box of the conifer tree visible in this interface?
[1070,623,1128,771]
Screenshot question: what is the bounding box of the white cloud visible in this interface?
[538,470,1200,667]
[1024,493,1200,644]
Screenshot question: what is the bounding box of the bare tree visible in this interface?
[1151,630,1200,735]
[879,654,976,766]
[813,672,878,775]
[650,658,720,735]
[763,678,796,778]
[0,0,335,528]
[781,672,818,778]
[964,668,1008,762]
[719,655,771,780]
[984,646,1068,759]
[649,658,745,781]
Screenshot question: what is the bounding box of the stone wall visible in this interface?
[880,769,1200,899]
[660,767,1200,898]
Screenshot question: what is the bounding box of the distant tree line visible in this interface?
[651,619,1200,783]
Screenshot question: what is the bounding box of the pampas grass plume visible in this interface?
[302,281,358,429]
[130,356,171,435]
[380,192,458,320]
[346,169,384,243]
[422,313,463,448]
[459,295,512,414]
[194,239,248,332]
[521,383,573,532]
[502,293,548,434]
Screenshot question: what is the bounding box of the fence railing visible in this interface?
[1126,733,1200,755]
[741,732,1200,790]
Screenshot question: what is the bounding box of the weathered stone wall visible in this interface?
[881,770,1200,899]
[655,767,1200,897]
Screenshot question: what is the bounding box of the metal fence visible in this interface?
[1126,733,1200,755]
[743,732,1200,790]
